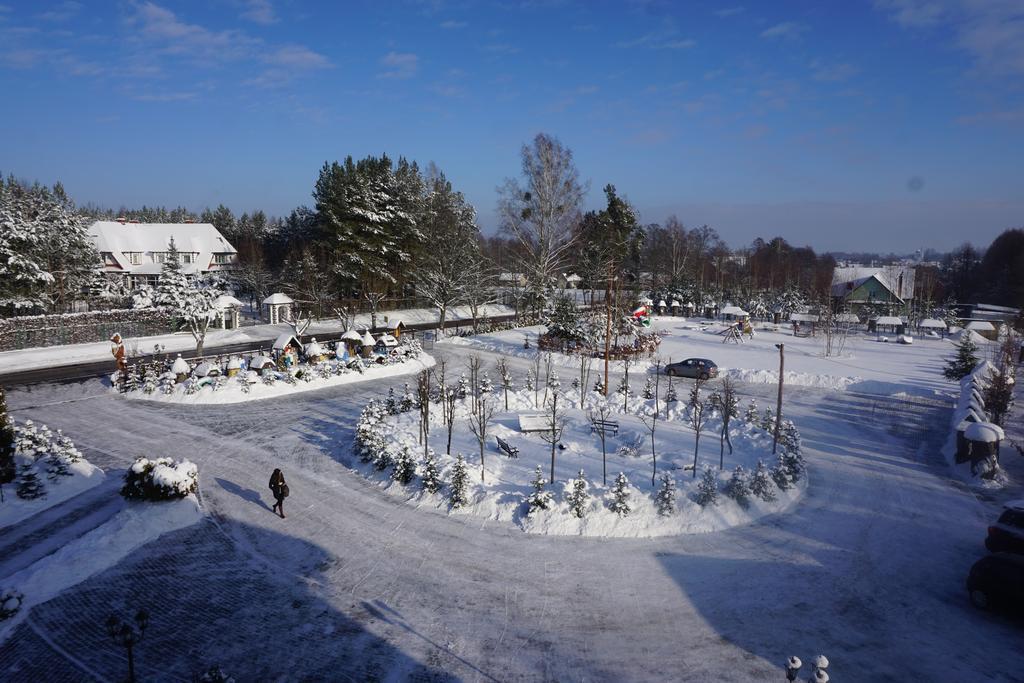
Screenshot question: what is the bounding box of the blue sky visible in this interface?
[1,0,1022,252]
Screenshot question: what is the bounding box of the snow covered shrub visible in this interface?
[449,454,470,509]
[593,378,605,395]
[527,465,553,514]
[0,589,24,621]
[456,374,468,399]
[750,460,776,502]
[237,375,251,394]
[125,366,141,393]
[723,466,751,508]
[525,371,535,392]
[142,367,158,394]
[759,407,775,432]
[355,401,389,463]
[664,381,678,403]
[744,399,759,423]
[695,466,719,507]
[316,363,333,380]
[16,462,45,499]
[421,450,443,494]
[392,445,417,485]
[400,384,414,413]
[640,377,654,400]
[121,457,198,501]
[547,372,560,391]
[479,374,493,395]
[261,368,276,386]
[616,375,631,398]
[609,472,631,517]
[195,666,235,683]
[616,434,644,459]
[281,371,298,386]
[770,457,793,490]
[655,473,676,516]
[211,375,227,392]
[567,469,590,518]
[159,372,176,395]
[385,387,399,415]
[185,379,201,395]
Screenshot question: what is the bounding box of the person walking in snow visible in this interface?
[269,468,289,518]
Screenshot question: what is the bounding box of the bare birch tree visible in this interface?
[467,393,497,483]
[540,390,566,485]
[588,401,613,486]
[689,376,709,477]
[496,133,587,312]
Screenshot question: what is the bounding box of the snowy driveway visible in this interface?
[0,350,1019,682]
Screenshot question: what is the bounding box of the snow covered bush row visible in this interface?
[351,382,805,537]
[121,457,198,501]
[9,420,84,501]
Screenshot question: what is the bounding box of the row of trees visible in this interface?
[5,136,1022,321]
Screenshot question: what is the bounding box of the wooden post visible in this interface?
[773,343,784,454]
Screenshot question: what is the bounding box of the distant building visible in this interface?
[831,266,916,310]
[90,220,238,289]
[558,273,582,289]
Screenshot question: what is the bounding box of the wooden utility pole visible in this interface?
[773,343,784,454]
[603,273,613,396]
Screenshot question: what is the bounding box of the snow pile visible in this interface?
[122,457,198,501]
[1,421,105,530]
[352,385,806,538]
[0,495,203,644]
[723,368,859,391]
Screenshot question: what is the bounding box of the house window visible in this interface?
[123,252,141,265]
[182,253,195,264]
[213,253,234,265]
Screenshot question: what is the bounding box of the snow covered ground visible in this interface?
[0,459,103,531]
[356,386,804,538]
[0,341,1019,681]
[446,316,983,398]
[0,303,512,374]
[0,495,202,644]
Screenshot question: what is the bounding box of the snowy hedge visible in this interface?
[0,307,172,351]
[121,457,198,501]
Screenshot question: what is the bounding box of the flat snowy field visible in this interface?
[0,333,1019,681]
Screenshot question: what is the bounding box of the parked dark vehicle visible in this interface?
[664,358,718,379]
[966,552,1024,611]
[985,501,1024,555]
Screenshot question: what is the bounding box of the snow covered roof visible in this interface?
[657,300,667,307]
[965,422,1004,443]
[836,312,860,323]
[919,318,946,329]
[213,294,243,309]
[670,300,681,307]
[720,305,747,316]
[89,221,236,274]
[273,332,301,350]
[193,361,217,377]
[361,331,376,346]
[831,265,915,300]
[875,316,903,326]
[250,355,274,369]
[262,292,293,305]
[790,313,818,322]
[965,320,995,332]
[376,333,398,347]
[341,329,362,341]
[227,356,242,369]
[170,355,190,375]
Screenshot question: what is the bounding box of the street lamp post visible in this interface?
[106,608,149,683]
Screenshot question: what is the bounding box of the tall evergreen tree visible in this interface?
[0,387,15,502]
[943,333,980,381]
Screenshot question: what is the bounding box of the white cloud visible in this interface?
[715,6,744,18]
[760,22,808,40]
[810,61,859,82]
[241,0,276,25]
[379,51,419,79]
[876,0,1024,77]
[264,45,330,69]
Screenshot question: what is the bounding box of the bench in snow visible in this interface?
[517,413,549,433]
[495,435,519,458]
[590,420,620,436]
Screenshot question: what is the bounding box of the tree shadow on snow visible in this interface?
[0,519,461,681]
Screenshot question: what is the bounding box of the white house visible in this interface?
[89,220,238,289]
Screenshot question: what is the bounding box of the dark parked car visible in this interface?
[664,358,718,379]
[966,552,1024,611]
[985,501,1024,555]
